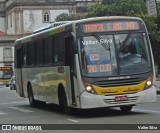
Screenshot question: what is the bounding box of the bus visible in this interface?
[14,16,157,113]
[0,66,13,86]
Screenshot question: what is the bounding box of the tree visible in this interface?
[87,0,147,17]
[55,13,83,22]
[86,0,160,63]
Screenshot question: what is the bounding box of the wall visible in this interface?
[6,8,69,34]
[23,9,69,33]
[0,17,5,33]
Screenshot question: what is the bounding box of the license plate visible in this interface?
[115,96,128,101]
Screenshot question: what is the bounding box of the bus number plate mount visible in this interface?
[115,96,128,101]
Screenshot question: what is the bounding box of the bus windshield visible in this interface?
[79,32,152,77]
[0,67,13,79]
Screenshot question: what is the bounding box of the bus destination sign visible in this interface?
[82,21,140,33]
[0,67,11,70]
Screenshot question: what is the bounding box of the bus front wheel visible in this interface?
[120,105,133,112]
[59,89,72,114]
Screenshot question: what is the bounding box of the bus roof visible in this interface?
[15,16,142,46]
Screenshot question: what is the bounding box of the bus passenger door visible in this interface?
[65,35,76,106]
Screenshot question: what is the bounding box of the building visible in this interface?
[0,0,101,67]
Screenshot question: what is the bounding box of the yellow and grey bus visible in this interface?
[0,66,13,86]
[14,16,157,113]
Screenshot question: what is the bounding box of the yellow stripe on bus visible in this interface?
[93,80,146,96]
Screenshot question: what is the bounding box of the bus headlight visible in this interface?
[146,80,152,86]
[144,76,153,90]
[86,85,96,94]
[86,86,92,92]
[82,81,96,94]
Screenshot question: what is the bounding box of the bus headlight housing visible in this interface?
[86,86,92,92]
[144,75,153,90]
[82,81,96,94]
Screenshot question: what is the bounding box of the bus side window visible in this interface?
[35,39,44,65]
[27,41,35,66]
[53,34,64,65]
[15,46,23,68]
[54,54,58,63]
[44,36,53,64]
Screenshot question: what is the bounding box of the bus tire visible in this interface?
[27,84,38,107]
[120,105,133,112]
[58,88,72,114]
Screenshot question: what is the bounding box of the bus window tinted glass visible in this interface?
[35,39,44,65]
[54,35,64,64]
[44,36,53,64]
[27,42,35,65]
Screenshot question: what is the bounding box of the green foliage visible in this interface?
[55,13,83,21]
[86,0,160,59]
[87,0,147,17]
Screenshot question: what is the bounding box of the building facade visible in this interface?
[0,0,101,67]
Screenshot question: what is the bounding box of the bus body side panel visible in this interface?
[72,76,80,108]
[15,69,24,97]
[74,54,86,108]
[21,68,30,99]
[64,66,73,107]
[21,66,75,106]
[147,34,156,87]
[43,66,66,104]
[21,67,45,101]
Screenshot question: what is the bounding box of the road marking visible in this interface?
[0,111,7,115]
[0,101,28,105]
[134,109,160,114]
[8,107,33,113]
[67,119,79,123]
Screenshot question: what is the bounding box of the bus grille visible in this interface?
[93,77,143,87]
[104,96,139,104]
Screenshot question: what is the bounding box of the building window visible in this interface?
[43,11,50,22]
[10,14,12,28]
[3,48,12,58]
[6,16,8,29]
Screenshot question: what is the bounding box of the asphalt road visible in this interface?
[0,85,160,133]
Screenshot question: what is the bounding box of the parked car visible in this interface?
[9,76,16,90]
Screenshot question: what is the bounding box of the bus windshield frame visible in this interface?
[78,20,152,77]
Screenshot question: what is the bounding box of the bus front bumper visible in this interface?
[80,85,157,109]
